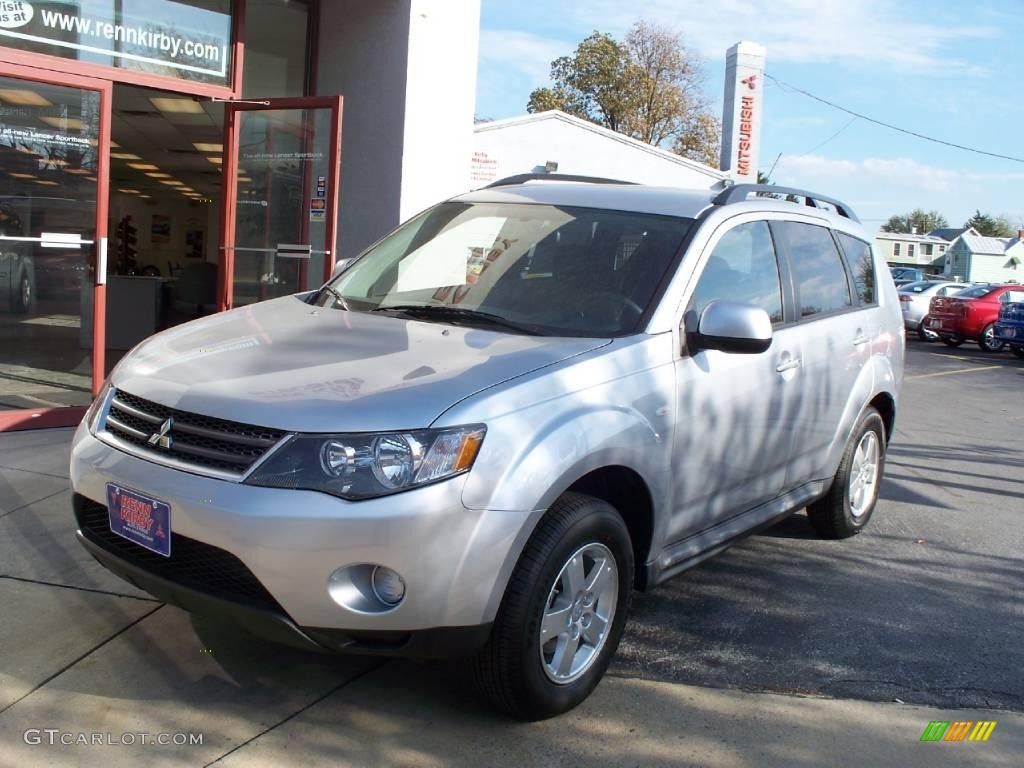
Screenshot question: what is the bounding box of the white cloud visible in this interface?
[525,0,997,76]
[772,154,1024,226]
[478,29,566,85]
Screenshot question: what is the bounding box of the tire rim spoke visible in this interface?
[540,603,572,640]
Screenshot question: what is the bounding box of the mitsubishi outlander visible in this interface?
[71,177,904,719]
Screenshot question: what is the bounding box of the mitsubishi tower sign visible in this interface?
[720,41,766,183]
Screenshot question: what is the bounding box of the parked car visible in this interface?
[71,178,903,719]
[0,208,36,314]
[994,295,1024,360]
[926,284,1024,351]
[890,266,927,286]
[898,280,976,341]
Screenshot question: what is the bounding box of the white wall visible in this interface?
[472,115,725,190]
[401,0,479,221]
[315,0,480,259]
[315,1,411,260]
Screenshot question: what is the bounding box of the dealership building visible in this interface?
[0,0,480,431]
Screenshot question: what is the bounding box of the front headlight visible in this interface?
[245,425,486,500]
[85,381,113,435]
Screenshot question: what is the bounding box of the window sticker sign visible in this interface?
[0,1,232,85]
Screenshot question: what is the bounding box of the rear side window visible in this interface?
[836,232,876,305]
[776,222,853,317]
[688,220,784,323]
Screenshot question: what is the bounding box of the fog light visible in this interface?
[371,565,406,605]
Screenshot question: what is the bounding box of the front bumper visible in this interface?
[71,425,531,655]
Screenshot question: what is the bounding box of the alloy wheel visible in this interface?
[539,542,618,685]
[848,431,880,518]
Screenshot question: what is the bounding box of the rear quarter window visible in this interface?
[836,232,877,305]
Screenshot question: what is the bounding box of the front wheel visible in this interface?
[978,323,1005,353]
[808,407,886,539]
[472,492,634,720]
[941,335,963,347]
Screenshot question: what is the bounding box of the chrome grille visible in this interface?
[103,390,286,476]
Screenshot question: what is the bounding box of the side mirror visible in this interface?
[690,301,773,354]
[330,258,353,280]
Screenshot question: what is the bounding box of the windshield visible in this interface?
[317,202,693,337]
[899,280,938,293]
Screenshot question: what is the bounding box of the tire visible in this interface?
[807,407,886,540]
[1011,345,1024,360]
[14,271,31,314]
[916,317,938,342]
[472,492,634,720]
[941,335,963,347]
[978,323,1005,353]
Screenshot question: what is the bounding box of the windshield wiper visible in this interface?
[370,305,543,335]
[317,285,350,311]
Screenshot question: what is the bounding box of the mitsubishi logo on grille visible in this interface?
[147,417,174,450]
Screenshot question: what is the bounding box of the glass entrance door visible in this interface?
[0,67,110,429]
[220,97,343,308]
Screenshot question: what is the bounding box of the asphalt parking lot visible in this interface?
[0,338,1021,767]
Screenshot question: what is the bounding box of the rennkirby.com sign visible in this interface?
[0,0,231,84]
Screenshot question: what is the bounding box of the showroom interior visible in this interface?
[0,0,480,430]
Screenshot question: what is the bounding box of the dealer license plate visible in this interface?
[106,483,171,557]
[928,318,944,329]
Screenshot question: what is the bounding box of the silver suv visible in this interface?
[71,178,904,719]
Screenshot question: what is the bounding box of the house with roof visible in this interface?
[929,227,976,242]
[471,110,726,190]
[944,231,1024,283]
[874,231,950,273]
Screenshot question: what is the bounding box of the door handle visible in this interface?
[775,358,802,373]
[853,334,870,346]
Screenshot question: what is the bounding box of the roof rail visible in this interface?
[713,183,860,223]
[486,173,637,188]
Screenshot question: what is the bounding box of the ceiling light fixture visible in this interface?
[0,89,52,106]
[110,152,142,161]
[127,162,160,171]
[40,116,86,130]
[149,97,205,114]
[192,142,224,153]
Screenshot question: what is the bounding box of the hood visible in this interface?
[112,296,608,432]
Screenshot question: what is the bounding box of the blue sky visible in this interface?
[476,0,1024,231]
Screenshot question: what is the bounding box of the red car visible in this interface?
[927,284,1024,352]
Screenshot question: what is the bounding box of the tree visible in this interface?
[965,210,1014,237]
[881,209,948,235]
[527,22,720,165]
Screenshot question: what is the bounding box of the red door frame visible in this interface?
[0,62,112,432]
[218,95,343,310]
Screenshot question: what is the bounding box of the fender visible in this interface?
[821,351,899,482]
[458,403,672,624]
